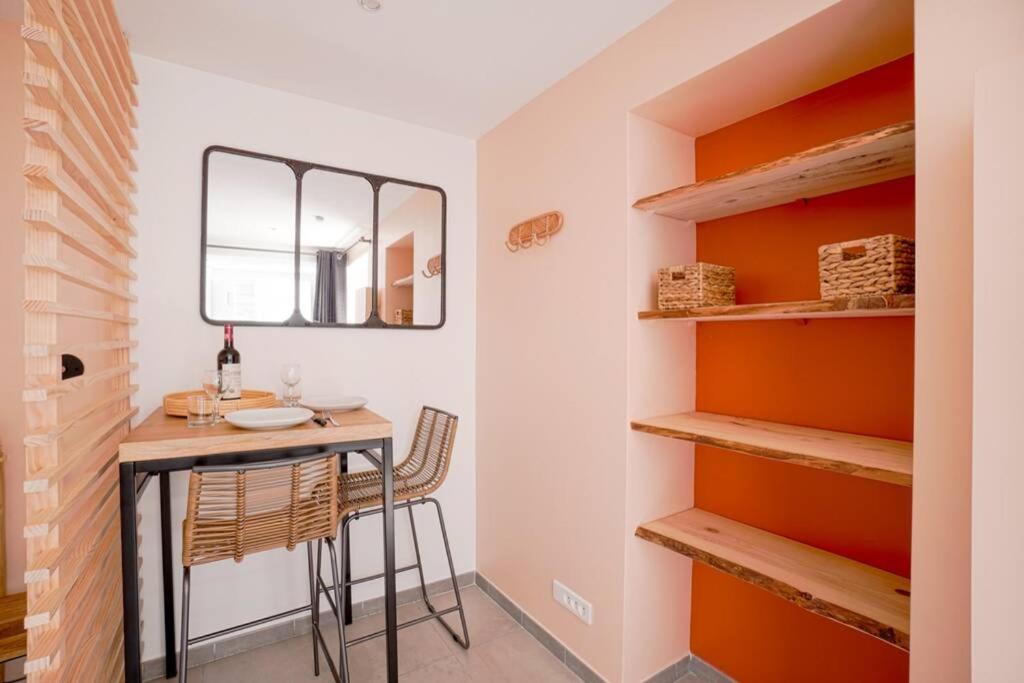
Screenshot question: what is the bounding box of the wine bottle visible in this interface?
[218,324,242,400]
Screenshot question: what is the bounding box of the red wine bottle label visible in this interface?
[222,363,242,400]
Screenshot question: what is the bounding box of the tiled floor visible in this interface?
[168,586,702,682]
[170,586,581,682]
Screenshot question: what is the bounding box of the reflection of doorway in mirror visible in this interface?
[384,233,414,324]
[377,185,443,326]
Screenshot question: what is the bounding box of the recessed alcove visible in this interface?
[624,1,914,678]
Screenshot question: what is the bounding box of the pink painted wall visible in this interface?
[971,50,1024,682]
[475,2,885,680]
[622,114,696,682]
[911,4,1024,681]
[0,20,26,595]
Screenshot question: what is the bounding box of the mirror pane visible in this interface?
[298,170,375,324]
[378,182,444,327]
[204,152,297,323]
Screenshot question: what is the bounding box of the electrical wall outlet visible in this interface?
[553,580,593,625]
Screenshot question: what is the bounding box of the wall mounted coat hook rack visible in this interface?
[505,211,563,252]
[422,254,442,278]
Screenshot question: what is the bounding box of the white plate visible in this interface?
[225,407,314,431]
[300,395,368,413]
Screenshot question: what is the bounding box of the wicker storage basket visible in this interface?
[657,263,736,310]
[818,234,915,300]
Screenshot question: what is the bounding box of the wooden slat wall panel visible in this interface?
[21,1,137,680]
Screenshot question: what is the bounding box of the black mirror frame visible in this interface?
[200,145,447,330]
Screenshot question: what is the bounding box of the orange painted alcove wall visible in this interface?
[691,55,914,682]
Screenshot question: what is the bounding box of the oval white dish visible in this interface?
[300,395,368,413]
[225,407,314,431]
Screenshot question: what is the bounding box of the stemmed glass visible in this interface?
[201,369,226,424]
[281,364,302,407]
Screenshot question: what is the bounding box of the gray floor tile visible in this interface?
[399,655,474,682]
[193,586,583,683]
[453,629,579,682]
[429,587,519,656]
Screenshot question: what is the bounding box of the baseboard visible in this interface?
[141,570,476,681]
[642,653,735,683]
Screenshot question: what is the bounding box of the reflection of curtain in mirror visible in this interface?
[313,250,347,323]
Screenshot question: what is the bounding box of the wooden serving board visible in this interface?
[163,389,277,417]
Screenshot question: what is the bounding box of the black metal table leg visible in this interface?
[341,453,352,625]
[381,438,398,683]
[160,472,178,678]
[119,463,143,683]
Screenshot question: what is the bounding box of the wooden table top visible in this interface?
[119,406,392,463]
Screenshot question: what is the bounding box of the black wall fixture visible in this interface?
[61,354,85,380]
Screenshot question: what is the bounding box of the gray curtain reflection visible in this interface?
[313,250,347,323]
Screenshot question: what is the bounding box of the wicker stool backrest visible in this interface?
[182,453,338,567]
[395,407,459,497]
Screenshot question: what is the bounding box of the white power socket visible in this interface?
[553,580,593,625]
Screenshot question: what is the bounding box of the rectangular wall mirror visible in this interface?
[201,146,446,329]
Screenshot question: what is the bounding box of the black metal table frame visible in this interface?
[119,437,398,683]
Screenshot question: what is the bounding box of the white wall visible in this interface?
[132,55,477,659]
[912,3,1024,679]
[972,51,1024,683]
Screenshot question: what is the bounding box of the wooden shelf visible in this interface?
[638,294,914,322]
[391,274,413,288]
[633,120,915,222]
[636,508,910,650]
[631,412,912,486]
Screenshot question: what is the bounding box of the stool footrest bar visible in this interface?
[345,606,462,647]
[187,603,313,646]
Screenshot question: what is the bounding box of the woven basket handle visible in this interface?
[841,244,868,261]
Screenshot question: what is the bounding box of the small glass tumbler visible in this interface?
[187,395,216,428]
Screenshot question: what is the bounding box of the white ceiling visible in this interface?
[113,0,674,138]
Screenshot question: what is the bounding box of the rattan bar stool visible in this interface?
[179,453,348,682]
[314,407,470,681]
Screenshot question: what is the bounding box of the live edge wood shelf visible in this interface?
[632,412,912,486]
[632,120,915,222]
[638,294,914,322]
[636,508,910,650]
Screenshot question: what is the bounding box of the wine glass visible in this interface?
[280,364,302,407]
[201,369,226,424]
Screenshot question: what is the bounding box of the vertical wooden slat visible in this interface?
[21,0,137,680]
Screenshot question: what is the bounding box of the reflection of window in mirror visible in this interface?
[298,170,375,325]
[378,183,443,327]
[204,152,297,323]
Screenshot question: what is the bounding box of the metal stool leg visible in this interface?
[307,541,320,676]
[179,566,191,682]
[407,504,432,605]
[325,538,350,683]
[427,498,470,649]
[342,511,353,625]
